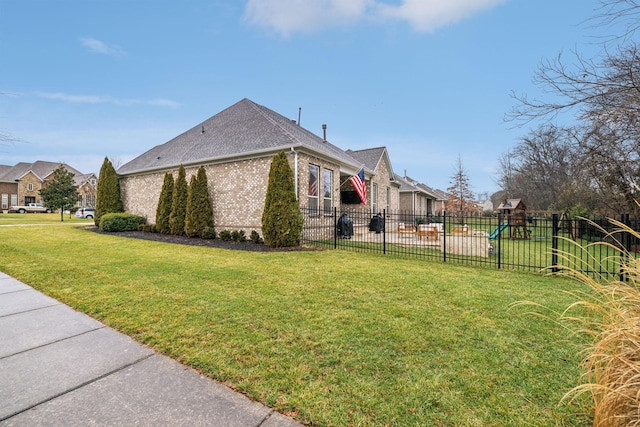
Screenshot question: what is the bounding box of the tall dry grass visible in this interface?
[551,217,640,426]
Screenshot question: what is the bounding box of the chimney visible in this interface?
[322,124,327,142]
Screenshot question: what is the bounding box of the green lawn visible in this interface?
[0,215,592,426]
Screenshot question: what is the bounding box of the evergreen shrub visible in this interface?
[169,165,188,235]
[201,226,217,240]
[219,230,232,241]
[155,173,174,234]
[99,213,146,232]
[185,166,214,238]
[261,151,303,247]
[95,157,124,227]
[250,230,263,244]
[231,230,246,242]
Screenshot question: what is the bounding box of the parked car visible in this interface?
[75,208,95,219]
[8,203,51,213]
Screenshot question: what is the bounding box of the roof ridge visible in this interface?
[246,100,300,146]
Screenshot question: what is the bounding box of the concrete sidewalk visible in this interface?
[0,273,302,426]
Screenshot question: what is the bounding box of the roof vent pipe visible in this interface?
[322,124,327,142]
[201,126,205,134]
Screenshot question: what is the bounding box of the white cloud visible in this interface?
[376,0,508,32]
[244,0,372,36]
[244,0,508,36]
[36,92,181,108]
[80,37,125,57]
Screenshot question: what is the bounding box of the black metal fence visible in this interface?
[300,207,638,278]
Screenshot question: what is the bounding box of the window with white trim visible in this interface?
[386,187,390,212]
[308,164,319,214]
[323,169,332,215]
[27,183,33,191]
[372,183,378,213]
[1,194,7,209]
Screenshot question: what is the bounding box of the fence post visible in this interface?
[620,213,630,282]
[333,207,337,249]
[443,211,447,263]
[552,213,559,273]
[497,213,502,269]
[383,209,387,255]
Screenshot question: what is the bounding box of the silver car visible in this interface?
[75,208,95,219]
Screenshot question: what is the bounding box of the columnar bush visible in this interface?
[95,157,124,227]
[261,151,303,247]
[185,166,214,238]
[169,165,188,235]
[155,172,174,234]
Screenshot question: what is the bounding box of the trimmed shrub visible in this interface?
[201,226,217,240]
[250,230,263,244]
[95,157,124,227]
[219,230,232,241]
[231,230,246,242]
[261,151,303,247]
[99,213,146,232]
[185,166,214,238]
[169,165,188,235]
[155,172,174,234]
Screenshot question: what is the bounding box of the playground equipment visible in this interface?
[497,198,529,240]
[489,223,508,240]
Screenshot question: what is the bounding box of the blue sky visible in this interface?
[0,0,616,197]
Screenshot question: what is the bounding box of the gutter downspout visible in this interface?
[290,147,298,199]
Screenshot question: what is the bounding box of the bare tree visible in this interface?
[506,0,640,214]
[445,155,475,217]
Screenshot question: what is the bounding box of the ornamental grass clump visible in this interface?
[535,217,640,426]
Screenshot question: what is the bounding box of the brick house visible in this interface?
[394,173,445,217]
[0,161,97,211]
[118,98,410,233]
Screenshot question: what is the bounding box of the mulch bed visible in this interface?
[84,227,319,252]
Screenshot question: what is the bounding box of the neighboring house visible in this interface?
[394,173,446,217]
[117,98,446,234]
[0,161,97,211]
[479,199,494,213]
[75,173,99,208]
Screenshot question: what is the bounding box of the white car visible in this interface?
[75,208,95,219]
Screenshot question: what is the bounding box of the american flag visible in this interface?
[349,167,366,205]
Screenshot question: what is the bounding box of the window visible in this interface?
[308,164,319,214]
[27,183,33,191]
[372,183,378,213]
[386,187,390,212]
[10,194,17,207]
[323,169,333,215]
[1,194,7,209]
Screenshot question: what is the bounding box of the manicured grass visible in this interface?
[0,217,592,426]
[0,212,93,225]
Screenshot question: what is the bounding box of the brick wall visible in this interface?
[120,152,343,235]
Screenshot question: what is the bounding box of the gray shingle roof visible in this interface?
[0,161,83,182]
[118,98,363,176]
[346,147,387,172]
